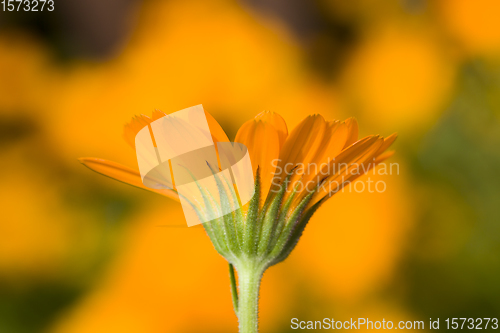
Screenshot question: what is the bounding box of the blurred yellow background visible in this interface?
[1,0,500,332]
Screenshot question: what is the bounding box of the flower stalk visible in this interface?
[235,262,264,333]
[201,169,321,332]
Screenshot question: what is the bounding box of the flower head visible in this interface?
[80,109,396,266]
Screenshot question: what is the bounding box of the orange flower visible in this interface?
[79,109,396,333]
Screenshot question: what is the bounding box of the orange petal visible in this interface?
[277,114,327,173]
[78,157,179,202]
[152,109,166,120]
[374,150,395,163]
[328,142,393,196]
[376,133,397,155]
[205,110,230,143]
[344,117,359,148]
[254,111,288,151]
[275,115,328,195]
[306,136,383,206]
[124,109,229,149]
[123,114,154,148]
[301,121,349,181]
[235,119,280,203]
[333,136,395,187]
[332,136,380,170]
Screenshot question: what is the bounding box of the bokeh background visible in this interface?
[1,0,500,332]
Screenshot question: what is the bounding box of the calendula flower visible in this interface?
[80,109,396,333]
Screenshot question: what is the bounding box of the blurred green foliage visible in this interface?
[403,62,500,326]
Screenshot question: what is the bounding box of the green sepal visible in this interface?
[266,189,317,263]
[264,181,300,256]
[209,172,241,258]
[256,172,291,257]
[189,176,231,258]
[268,197,324,267]
[242,168,261,256]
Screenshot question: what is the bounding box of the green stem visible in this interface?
[237,263,264,333]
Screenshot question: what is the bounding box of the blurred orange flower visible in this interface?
[439,0,500,55]
[342,25,455,132]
